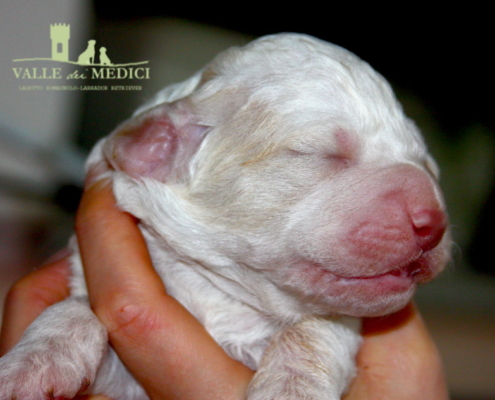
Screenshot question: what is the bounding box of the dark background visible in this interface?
[91,3,493,135]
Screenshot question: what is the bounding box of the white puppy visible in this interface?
[0,33,451,400]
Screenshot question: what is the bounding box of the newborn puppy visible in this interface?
[0,33,451,400]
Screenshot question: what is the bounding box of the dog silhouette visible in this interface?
[77,40,96,65]
[99,47,112,65]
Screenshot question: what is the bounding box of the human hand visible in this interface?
[0,176,449,400]
[343,303,449,400]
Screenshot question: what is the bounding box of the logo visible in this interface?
[13,24,150,91]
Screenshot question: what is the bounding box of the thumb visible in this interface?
[343,303,449,400]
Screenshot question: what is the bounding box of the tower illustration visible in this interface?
[50,23,70,62]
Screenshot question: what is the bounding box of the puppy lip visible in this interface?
[331,266,419,293]
[336,256,432,283]
[346,262,427,282]
[304,254,432,293]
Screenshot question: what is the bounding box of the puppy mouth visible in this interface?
[336,258,431,288]
[348,257,430,281]
[300,255,433,294]
[276,254,438,316]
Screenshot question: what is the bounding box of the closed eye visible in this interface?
[286,148,352,171]
[324,153,352,169]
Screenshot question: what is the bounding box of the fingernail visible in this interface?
[42,247,73,265]
[85,161,112,189]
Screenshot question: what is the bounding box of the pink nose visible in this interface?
[411,209,448,252]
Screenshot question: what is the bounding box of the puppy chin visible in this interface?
[305,286,416,318]
[332,290,415,318]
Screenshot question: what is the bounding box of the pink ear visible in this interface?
[104,102,208,182]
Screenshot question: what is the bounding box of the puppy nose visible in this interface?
[411,209,448,252]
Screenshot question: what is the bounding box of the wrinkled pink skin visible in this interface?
[278,163,449,317]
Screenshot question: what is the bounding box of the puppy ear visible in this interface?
[104,101,208,182]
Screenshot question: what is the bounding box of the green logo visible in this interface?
[14,23,148,67]
[13,23,150,90]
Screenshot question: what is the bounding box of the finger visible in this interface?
[75,178,166,312]
[0,252,71,355]
[76,180,253,400]
[344,303,449,400]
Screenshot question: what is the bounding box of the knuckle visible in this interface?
[5,276,46,309]
[4,266,69,312]
[93,293,164,341]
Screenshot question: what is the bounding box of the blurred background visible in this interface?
[0,1,493,398]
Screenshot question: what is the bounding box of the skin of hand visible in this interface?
[0,176,450,400]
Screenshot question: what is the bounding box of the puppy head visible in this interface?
[97,33,451,318]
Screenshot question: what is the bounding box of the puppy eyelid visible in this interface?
[286,148,352,169]
[324,153,352,169]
